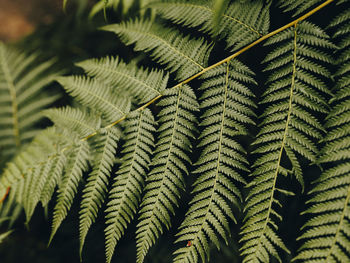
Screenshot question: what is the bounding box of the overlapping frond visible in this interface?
[57,76,131,123]
[1,1,348,262]
[76,56,168,103]
[15,129,69,221]
[104,109,156,263]
[240,21,333,263]
[294,9,350,262]
[102,19,212,80]
[0,128,66,212]
[79,127,121,256]
[0,42,59,165]
[49,139,90,243]
[44,107,102,138]
[278,0,325,16]
[148,0,270,51]
[136,85,198,263]
[173,60,256,263]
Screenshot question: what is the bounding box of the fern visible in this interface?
[0,230,12,244]
[0,42,59,166]
[79,127,121,255]
[2,1,350,262]
[102,19,212,80]
[76,56,168,103]
[240,21,334,262]
[136,85,198,263]
[173,59,255,263]
[57,76,131,123]
[105,109,156,263]
[148,0,270,51]
[294,8,350,262]
[49,139,91,242]
[278,0,326,16]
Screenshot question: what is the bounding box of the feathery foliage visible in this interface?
[294,7,350,262]
[240,21,334,263]
[105,109,156,263]
[0,42,59,167]
[278,0,326,16]
[2,0,350,263]
[102,19,212,80]
[136,85,198,263]
[173,59,255,263]
[76,56,168,103]
[148,0,270,51]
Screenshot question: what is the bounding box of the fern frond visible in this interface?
[0,128,64,205]
[79,127,121,257]
[173,59,255,263]
[105,109,156,263]
[40,151,68,207]
[57,76,131,123]
[278,0,328,16]
[136,85,198,263]
[148,0,270,51]
[49,139,90,243]
[89,0,136,18]
[102,19,212,80]
[240,21,333,262]
[294,9,350,263]
[17,129,69,221]
[76,56,168,103]
[0,42,59,164]
[44,107,102,138]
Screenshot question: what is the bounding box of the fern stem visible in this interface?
[0,46,21,147]
[76,0,336,143]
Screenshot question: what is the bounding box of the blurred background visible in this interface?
[0,0,61,42]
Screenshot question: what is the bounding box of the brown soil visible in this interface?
[0,0,62,42]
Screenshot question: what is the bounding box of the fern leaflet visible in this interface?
[173,59,255,263]
[57,76,131,123]
[0,42,59,165]
[102,19,212,80]
[294,8,350,262]
[136,85,198,263]
[49,139,90,243]
[79,127,121,256]
[105,109,156,263]
[240,21,333,262]
[149,0,270,51]
[76,56,168,104]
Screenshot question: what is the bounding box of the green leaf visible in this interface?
[240,21,333,263]
[295,9,350,263]
[76,56,168,104]
[49,140,90,244]
[136,85,198,263]
[173,59,255,263]
[105,109,156,263]
[79,127,121,257]
[102,19,212,80]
